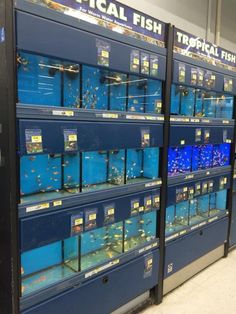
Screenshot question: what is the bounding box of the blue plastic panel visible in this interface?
[18,119,163,155]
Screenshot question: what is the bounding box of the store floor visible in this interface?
[142,249,236,314]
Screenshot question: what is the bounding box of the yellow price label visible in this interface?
[197,130,201,136]
[89,213,97,221]
[180,70,185,76]
[53,200,62,207]
[144,133,150,140]
[68,134,77,142]
[203,184,208,189]
[153,63,158,70]
[183,187,188,192]
[146,199,152,206]
[133,58,139,65]
[155,197,160,203]
[180,140,185,145]
[101,50,109,58]
[192,74,197,79]
[139,206,144,212]
[31,135,42,143]
[107,208,115,216]
[75,218,83,225]
[189,189,194,194]
[224,178,227,184]
[133,202,139,209]
[143,60,149,67]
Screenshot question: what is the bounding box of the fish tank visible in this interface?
[124,211,157,252]
[21,236,79,296]
[170,84,233,119]
[192,145,213,171]
[209,190,227,216]
[80,222,123,270]
[21,209,158,296]
[165,201,189,236]
[165,205,175,236]
[17,51,163,114]
[180,87,195,116]
[168,146,192,176]
[212,144,231,167]
[20,153,80,204]
[20,148,160,204]
[126,148,159,184]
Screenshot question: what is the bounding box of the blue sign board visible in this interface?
[25,0,166,47]
[174,28,236,72]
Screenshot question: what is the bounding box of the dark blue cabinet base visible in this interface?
[164,217,228,294]
[22,249,159,314]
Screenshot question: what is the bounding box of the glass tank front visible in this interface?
[21,209,158,297]
[166,189,228,237]
[124,211,157,252]
[21,236,79,296]
[20,147,159,204]
[168,144,231,176]
[17,51,163,114]
[170,84,233,119]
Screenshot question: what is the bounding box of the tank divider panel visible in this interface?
[18,119,163,155]
[16,11,166,81]
[20,246,159,312]
[165,212,228,243]
[20,188,160,252]
[16,105,165,123]
[16,0,167,57]
[173,53,236,79]
[19,181,162,218]
[168,166,231,185]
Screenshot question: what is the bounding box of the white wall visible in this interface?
[117,0,236,52]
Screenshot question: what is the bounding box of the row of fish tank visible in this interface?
[166,189,228,237]
[171,84,233,119]
[21,211,157,297]
[17,52,163,114]
[168,144,230,176]
[20,147,159,203]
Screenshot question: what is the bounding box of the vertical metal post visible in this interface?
[206,0,212,41]
[150,23,174,305]
[215,0,222,45]
[0,0,20,313]
[225,96,236,256]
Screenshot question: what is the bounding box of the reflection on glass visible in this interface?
[21,237,79,296]
[124,212,156,252]
[17,51,163,114]
[81,222,123,270]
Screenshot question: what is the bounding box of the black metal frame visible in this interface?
[150,23,174,305]
[0,0,20,313]
[225,95,236,256]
